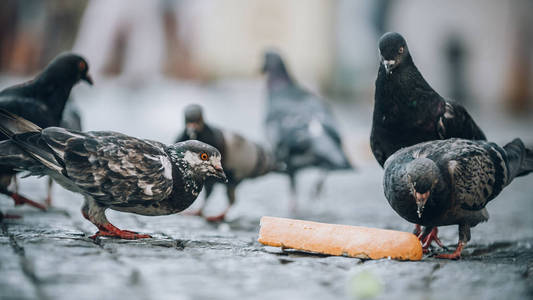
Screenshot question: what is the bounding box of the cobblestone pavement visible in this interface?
[1,79,532,300]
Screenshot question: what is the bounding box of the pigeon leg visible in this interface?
[82,198,151,240]
[205,208,229,222]
[12,176,19,194]
[45,177,53,207]
[435,242,465,260]
[421,227,445,250]
[0,187,47,211]
[435,224,470,259]
[205,184,236,222]
[311,172,328,200]
[289,173,298,214]
[413,224,422,237]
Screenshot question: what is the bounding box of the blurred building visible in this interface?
[384,0,532,111]
[0,0,531,113]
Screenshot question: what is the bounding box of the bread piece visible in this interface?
[258,216,422,261]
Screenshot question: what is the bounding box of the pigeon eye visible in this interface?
[78,61,86,71]
[398,47,404,54]
[200,153,209,161]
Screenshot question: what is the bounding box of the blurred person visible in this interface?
[6,0,46,74]
[73,0,166,83]
[444,34,470,105]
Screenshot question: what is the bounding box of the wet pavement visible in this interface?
[1,78,532,300]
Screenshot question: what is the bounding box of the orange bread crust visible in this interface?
[258,216,422,261]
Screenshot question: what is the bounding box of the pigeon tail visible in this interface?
[503,138,533,180]
[311,135,353,171]
[0,109,64,174]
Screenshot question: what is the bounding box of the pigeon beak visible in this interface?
[82,73,94,85]
[415,191,430,218]
[382,60,395,75]
[212,165,227,183]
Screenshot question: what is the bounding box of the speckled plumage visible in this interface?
[371,32,486,167]
[383,138,533,255]
[0,109,226,238]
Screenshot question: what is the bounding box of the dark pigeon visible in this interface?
[262,51,353,211]
[0,53,92,210]
[175,104,279,221]
[383,138,533,259]
[371,32,486,168]
[0,109,226,239]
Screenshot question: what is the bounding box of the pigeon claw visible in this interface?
[434,242,464,260]
[90,224,152,240]
[205,212,227,223]
[413,224,422,237]
[12,193,47,211]
[419,227,447,254]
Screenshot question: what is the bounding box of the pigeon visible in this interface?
[262,51,353,211]
[371,32,486,168]
[0,109,227,239]
[0,53,92,211]
[383,138,533,259]
[175,104,279,221]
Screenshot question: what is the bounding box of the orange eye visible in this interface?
[78,61,86,71]
[200,153,209,161]
[398,47,404,54]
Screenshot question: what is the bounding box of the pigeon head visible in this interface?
[40,53,93,86]
[183,104,204,139]
[261,51,290,79]
[405,157,440,218]
[168,140,227,183]
[378,32,410,75]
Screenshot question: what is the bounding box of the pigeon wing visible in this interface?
[438,101,486,141]
[42,128,174,206]
[443,141,506,211]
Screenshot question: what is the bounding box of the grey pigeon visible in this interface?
[383,138,533,259]
[371,32,486,167]
[175,104,279,221]
[0,53,92,211]
[262,51,352,211]
[0,109,226,239]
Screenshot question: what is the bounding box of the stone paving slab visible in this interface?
[1,165,532,300]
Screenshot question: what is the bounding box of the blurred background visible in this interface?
[1,0,532,110]
[1,0,532,211]
[1,0,532,207]
[1,2,533,299]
